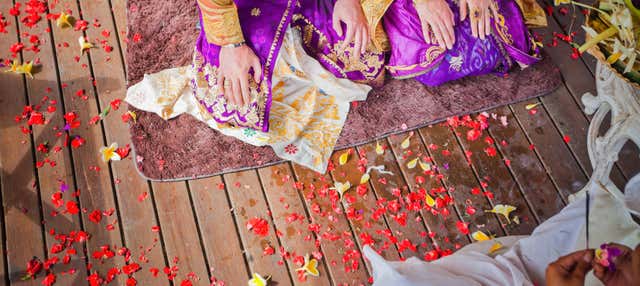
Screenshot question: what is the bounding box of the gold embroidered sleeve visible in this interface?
[360,0,394,52]
[197,0,245,46]
[514,0,547,27]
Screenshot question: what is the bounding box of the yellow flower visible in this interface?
[5,60,19,73]
[250,8,261,16]
[425,193,436,207]
[471,230,493,241]
[56,11,74,28]
[248,273,269,286]
[488,242,504,254]
[401,134,412,149]
[375,141,384,155]
[79,36,94,54]
[486,204,517,223]
[554,0,571,6]
[18,61,34,79]
[296,255,320,277]
[407,157,418,169]
[338,151,349,165]
[332,181,351,198]
[100,143,121,162]
[360,173,370,184]
[419,160,431,171]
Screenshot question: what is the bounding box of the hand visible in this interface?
[217,44,262,107]
[459,0,498,39]
[593,243,640,286]
[546,249,594,286]
[332,0,369,59]
[414,0,456,49]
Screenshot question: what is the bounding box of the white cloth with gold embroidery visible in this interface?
[126,27,371,173]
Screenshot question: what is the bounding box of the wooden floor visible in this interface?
[0,0,638,285]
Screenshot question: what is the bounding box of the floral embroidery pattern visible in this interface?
[243,128,257,137]
[251,8,261,17]
[285,144,298,154]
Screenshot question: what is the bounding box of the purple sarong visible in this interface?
[194,0,385,132]
[384,0,540,86]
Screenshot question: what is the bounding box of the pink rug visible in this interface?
[126,0,562,181]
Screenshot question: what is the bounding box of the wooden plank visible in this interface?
[46,2,135,284]
[507,101,589,199]
[290,164,370,285]
[444,122,542,235]
[110,0,127,70]
[188,177,253,285]
[418,125,510,237]
[151,182,209,284]
[258,164,332,285]
[73,0,172,284]
[329,149,402,265]
[533,16,637,183]
[387,133,470,253]
[356,141,433,258]
[0,2,45,284]
[224,171,294,286]
[17,10,89,286]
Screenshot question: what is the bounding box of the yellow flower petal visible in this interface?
[56,11,74,28]
[486,204,517,223]
[333,181,351,198]
[338,151,349,165]
[128,110,137,123]
[401,134,412,149]
[525,102,541,110]
[360,173,370,184]
[248,273,269,286]
[607,52,622,64]
[100,143,120,162]
[407,157,418,169]
[5,60,19,73]
[79,36,94,54]
[425,193,436,207]
[19,61,34,79]
[471,230,492,241]
[375,141,384,155]
[296,255,320,277]
[419,160,431,171]
[488,242,504,255]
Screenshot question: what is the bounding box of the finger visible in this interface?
[555,249,595,271]
[240,75,251,107]
[470,9,478,38]
[484,9,491,38]
[232,78,242,106]
[460,0,468,21]
[218,73,226,95]
[360,27,369,55]
[592,263,606,281]
[252,59,262,83]
[353,28,363,60]
[478,12,486,39]
[423,23,432,44]
[332,13,343,37]
[573,252,594,278]
[433,22,446,49]
[443,14,455,49]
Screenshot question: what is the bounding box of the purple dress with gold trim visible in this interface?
[384,0,540,86]
[193,0,385,132]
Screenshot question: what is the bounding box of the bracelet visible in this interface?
[223,41,246,48]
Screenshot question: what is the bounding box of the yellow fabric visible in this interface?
[361,0,394,52]
[196,0,245,45]
[515,0,548,27]
[125,27,371,173]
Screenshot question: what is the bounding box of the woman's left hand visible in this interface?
[332,0,370,60]
[459,0,498,39]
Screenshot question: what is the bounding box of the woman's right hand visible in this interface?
[414,0,456,49]
[217,44,262,107]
